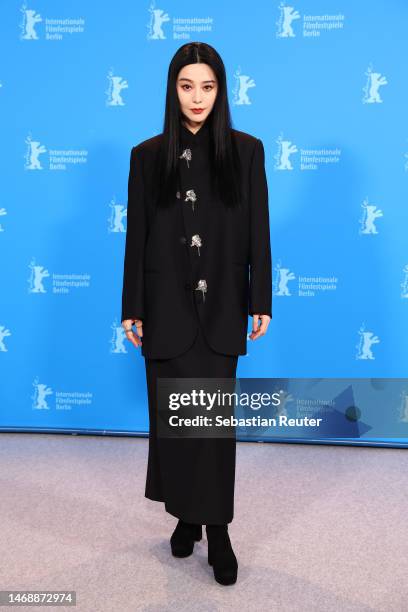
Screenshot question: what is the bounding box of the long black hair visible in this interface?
[155,42,242,210]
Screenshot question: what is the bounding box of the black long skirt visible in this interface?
[144,324,239,525]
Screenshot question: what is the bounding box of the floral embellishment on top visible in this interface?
[191,234,202,255]
[179,148,192,168]
[195,279,207,302]
[184,189,197,211]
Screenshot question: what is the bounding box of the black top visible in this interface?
[180,119,211,148]
[121,120,272,359]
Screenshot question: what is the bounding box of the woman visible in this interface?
[121,42,272,586]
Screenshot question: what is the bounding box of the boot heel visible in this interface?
[194,525,202,541]
[170,520,202,558]
[206,525,238,585]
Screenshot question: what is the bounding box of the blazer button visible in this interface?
[180,236,187,244]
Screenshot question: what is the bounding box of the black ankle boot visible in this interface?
[206,524,238,585]
[170,519,202,557]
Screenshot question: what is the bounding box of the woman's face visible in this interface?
[176,63,218,127]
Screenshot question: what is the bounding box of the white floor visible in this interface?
[0,433,407,611]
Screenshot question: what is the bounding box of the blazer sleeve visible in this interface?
[248,138,272,318]
[121,145,147,322]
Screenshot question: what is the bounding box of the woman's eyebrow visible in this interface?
[178,78,216,84]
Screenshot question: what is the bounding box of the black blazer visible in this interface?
[121,125,272,359]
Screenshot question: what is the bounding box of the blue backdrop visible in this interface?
[1,1,408,446]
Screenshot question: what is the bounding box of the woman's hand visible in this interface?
[249,314,271,341]
[122,319,143,348]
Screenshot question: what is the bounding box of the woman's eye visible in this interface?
[180,85,214,92]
